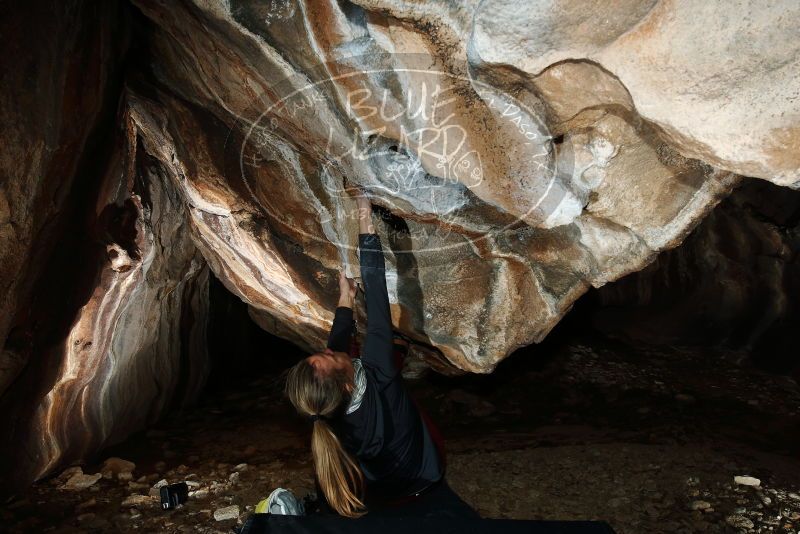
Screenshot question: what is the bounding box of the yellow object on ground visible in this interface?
[254,498,269,514]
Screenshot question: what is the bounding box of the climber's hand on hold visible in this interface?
[351,189,375,234]
[338,271,357,309]
[354,190,371,212]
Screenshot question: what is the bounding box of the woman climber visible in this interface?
[278,191,477,519]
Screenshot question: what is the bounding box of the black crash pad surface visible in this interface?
[239,514,616,534]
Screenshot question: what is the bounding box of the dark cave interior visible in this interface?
[1,1,799,533]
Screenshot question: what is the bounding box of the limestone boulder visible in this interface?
[466,0,800,185]
[0,101,210,491]
[0,0,129,394]
[128,0,752,371]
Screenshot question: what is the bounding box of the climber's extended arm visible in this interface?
[325,193,369,353]
[357,196,396,386]
[326,271,355,353]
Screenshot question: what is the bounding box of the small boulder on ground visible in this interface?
[689,500,711,511]
[726,514,755,529]
[101,457,136,480]
[62,472,102,490]
[189,489,210,499]
[734,475,761,487]
[149,478,168,497]
[213,505,240,521]
[57,466,84,482]
[121,494,155,507]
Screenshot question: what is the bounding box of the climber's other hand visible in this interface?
[338,271,357,307]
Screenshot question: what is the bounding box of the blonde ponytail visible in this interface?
[312,419,365,518]
[286,359,366,518]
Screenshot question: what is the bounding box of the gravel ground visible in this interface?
[3,338,799,533]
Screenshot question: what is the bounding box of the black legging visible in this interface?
[309,477,478,519]
[367,479,479,519]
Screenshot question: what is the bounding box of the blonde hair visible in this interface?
[285,359,366,518]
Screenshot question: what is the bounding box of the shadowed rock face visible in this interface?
[0,89,211,490]
[0,0,798,490]
[0,0,130,395]
[592,180,800,373]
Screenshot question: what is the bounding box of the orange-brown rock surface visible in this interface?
[1,0,798,491]
[0,1,129,394]
[126,0,755,371]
